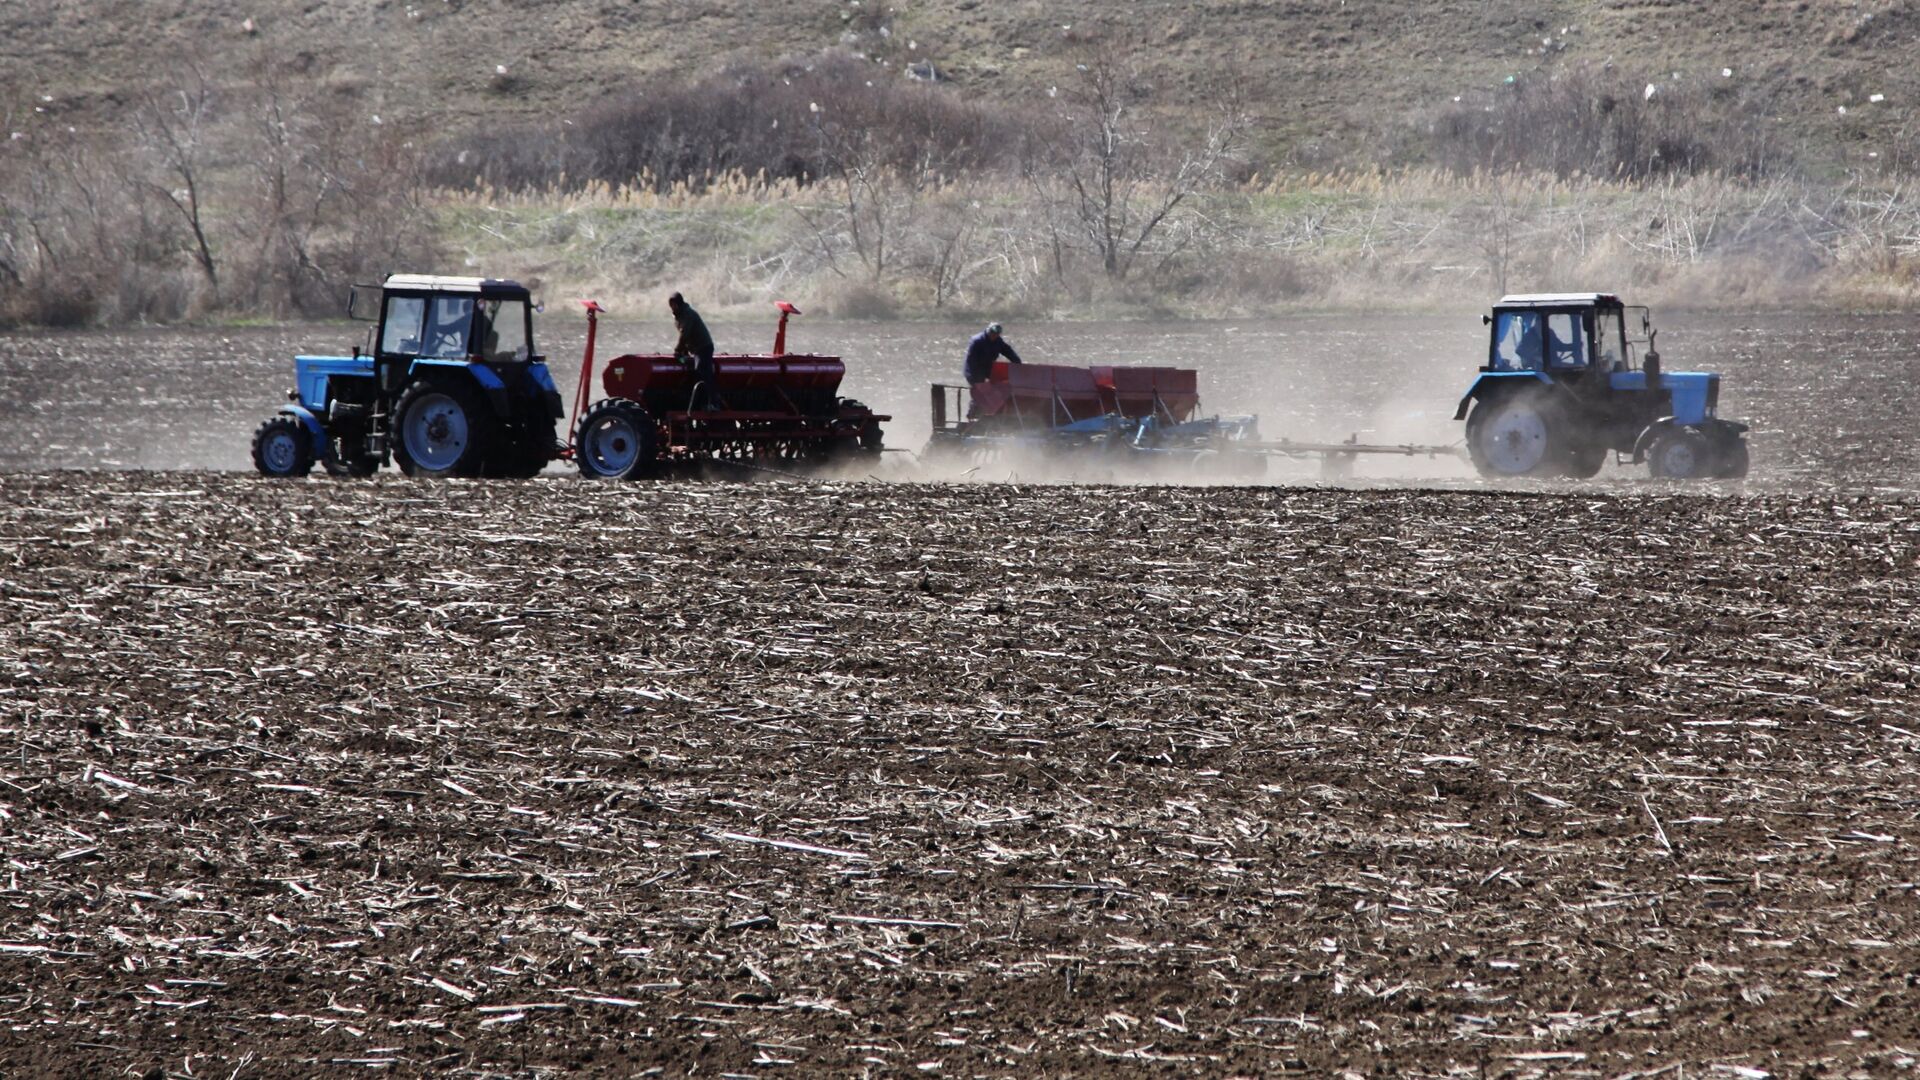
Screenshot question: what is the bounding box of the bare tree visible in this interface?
[224,44,441,316]
[795,90,981,285]
[1047,53,1246,282]
[905,183,983,308]
[134,63,221,300]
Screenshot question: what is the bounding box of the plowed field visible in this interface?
[3,473,1918,1078]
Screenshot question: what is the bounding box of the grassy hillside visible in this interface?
[5,0,1920,325]
[5,0,1917,171]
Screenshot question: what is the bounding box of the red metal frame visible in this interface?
[562,299,606,459]
[568,299,888,468]
[950,361,1200,435]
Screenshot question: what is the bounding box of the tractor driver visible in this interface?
[427,297,474,358]
[669,292,716,410]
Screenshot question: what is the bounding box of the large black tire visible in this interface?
[1566,442,1607,479]
[392,379,495,478]
[1713,438,1751,479]
[322,438,380,478]
[831,398,885,457]
[252,415,315,478]
[1466,391,1568,478]
[1647,427,1711,480]
[491,412,559,479]
[575,399,658,480]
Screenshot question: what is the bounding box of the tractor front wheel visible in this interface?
[393,379,494,478]
[1647,428,1711,480]
[576,399,658,480]
[1466,392,1566,478]
[252,415,315,478]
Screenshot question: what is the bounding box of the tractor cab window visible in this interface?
[423,296,476,358]
[1545,312,1588,368]
[1596,311,1627,371]
[1491,311,1542,370]
[475,298,530,364]
[380,296,426,355]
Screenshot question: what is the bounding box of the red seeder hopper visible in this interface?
[925,359,1260,474]
[943,360,1202,432]
[567,301,887,479]
[926,358,1462,478]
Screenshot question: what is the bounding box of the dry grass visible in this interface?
[444,167,1920,320]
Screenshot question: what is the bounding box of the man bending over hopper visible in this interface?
[669,291,716,410]
[964,322,1021,417]
[964,321,1022,385]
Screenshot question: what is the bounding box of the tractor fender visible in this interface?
[1454,371,1551,420]
[526,362,566,419]
[409,358,513,417]
[1632,417,1680,463]
[276,404,329,456]
[1636,417,1750,463]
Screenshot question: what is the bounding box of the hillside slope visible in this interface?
[4,0,1917,169]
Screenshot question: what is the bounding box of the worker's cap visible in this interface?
[985,322,1003,335]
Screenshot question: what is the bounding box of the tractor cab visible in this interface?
[1455,292,1750,481]
[364,275,537,372]
[1484,292,1640,379]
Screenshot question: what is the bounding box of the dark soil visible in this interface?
[3,472,1917,1078]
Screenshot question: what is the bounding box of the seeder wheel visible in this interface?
[575,399,658,480]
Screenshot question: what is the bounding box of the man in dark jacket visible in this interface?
[963,322,1021,385]
[669,292,716,409]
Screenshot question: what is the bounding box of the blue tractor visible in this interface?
[1454,293,1750,480]
[251,274,564,478]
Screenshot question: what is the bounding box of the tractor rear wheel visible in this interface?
[252,415,315,478]
[492,413,559,479]
[1713,438,1751,479]
[1647,427,1711,479]
[322,438,380,478]
[576,399,658,480]
[1466,392,1567,478]
[393,379,494,478]
[1566,442,1607,479]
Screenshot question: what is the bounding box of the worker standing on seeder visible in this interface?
[964,322,1021,415]
[669,291,716,410]
[964,322,1022,385]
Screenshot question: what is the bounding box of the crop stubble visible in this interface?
[1,473,1918,1077]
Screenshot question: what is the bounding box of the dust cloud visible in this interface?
[2,312,1918,489]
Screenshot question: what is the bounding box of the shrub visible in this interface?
[1421,64,1789,180]
[433,51,1021,194]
